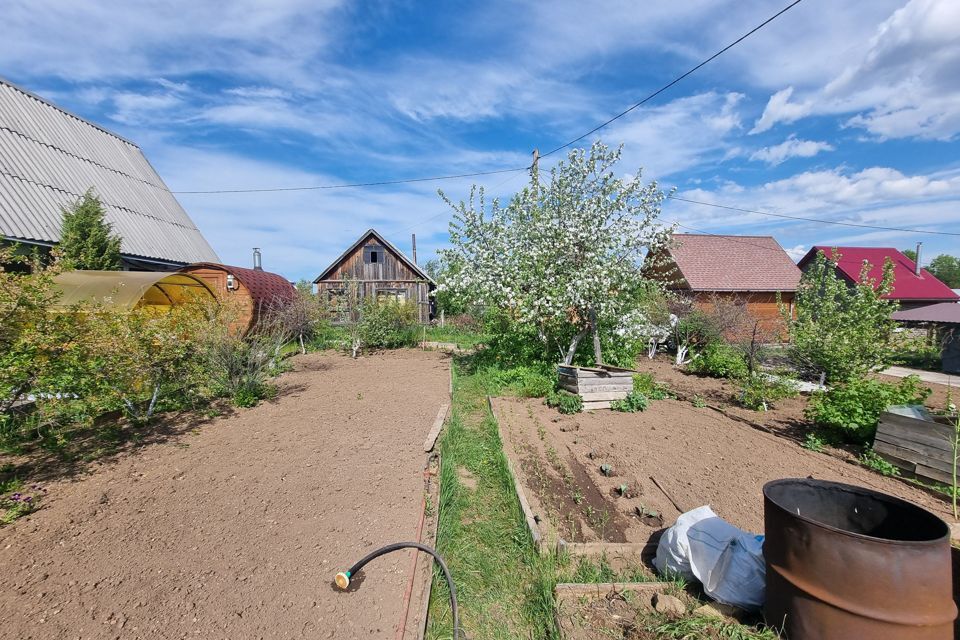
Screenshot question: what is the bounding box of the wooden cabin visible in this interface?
[648,233,802,339]
[313,229,435,324]
[181,262,296,333]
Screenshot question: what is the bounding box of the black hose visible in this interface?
[336,542,460,639]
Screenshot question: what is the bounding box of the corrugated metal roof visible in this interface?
[799,247,960,302]
[892,302,960,324]
[0,78,219,265]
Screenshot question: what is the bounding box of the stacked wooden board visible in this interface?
[873,410,957,485]
[557,364,634,411]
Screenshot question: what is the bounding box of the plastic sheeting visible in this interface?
[52,270,216,310]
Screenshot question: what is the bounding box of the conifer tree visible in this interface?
[59,189,122,270]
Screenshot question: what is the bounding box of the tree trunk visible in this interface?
[589,309,602,365]
[563,327,590,365]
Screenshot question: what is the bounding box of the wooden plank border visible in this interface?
[489,395,543,550]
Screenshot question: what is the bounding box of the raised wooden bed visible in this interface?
[557,364,634,411]
[873,408,958,485]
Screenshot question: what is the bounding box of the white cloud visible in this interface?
[750,0,960,139]
[749,135,834,165]
[600,92,745,179]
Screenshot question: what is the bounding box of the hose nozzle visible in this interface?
[335,571,351,590]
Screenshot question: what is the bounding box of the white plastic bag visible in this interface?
[654,505,765,611]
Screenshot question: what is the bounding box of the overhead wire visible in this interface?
[171,1,804,195]
[539,0,804,158]
[666,195,960,237]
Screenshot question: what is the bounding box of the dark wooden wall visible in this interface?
[317,235,432,323]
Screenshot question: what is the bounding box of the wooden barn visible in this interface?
[313,229,435,324]
[649,233,802,338]
[181,256,296,333]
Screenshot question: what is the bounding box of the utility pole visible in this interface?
[530,148,540,193]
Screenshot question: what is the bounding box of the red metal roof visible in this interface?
[186,262,296,305]
[798,247,960,302]
[892,302,960,324]
[665,234,801,292]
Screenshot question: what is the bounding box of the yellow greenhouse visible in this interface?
[52,270,217,310]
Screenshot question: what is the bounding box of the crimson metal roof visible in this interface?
[798,247,959,302]
[892,302,960,324]
[666,233,801,292]
[0,77,219,265]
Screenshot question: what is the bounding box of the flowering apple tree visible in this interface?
[437,142,673,365]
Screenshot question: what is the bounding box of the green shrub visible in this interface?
[689,342,748,379]
[545,389,582,414]
[488,366,555,398]
[357,300,420,350]
[806,375,931,443]
[785,250,898,384]
[738,374,798,411]
[633,373,671,400]
[610,391,649,413]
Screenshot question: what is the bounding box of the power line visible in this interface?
[173,167,526,195]
[539,0,804,158]
[171,1,804,195]
[669,220,799,254]
[667,195,960,237]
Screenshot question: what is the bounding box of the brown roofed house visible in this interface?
[650,233,802,338]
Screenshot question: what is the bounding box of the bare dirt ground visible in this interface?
[0,349,449,639]
[494,392,953,542]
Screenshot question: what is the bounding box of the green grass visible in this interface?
[423,326,489,350]
[649,615,780,640]
[426,358,557,639]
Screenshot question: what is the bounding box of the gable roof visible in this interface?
[798,246,959,302]
[664,233,801,292]
[313,228,434,283]
[0,77,219,265]
[186,262,296,304]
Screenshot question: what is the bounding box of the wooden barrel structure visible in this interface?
[763,478,956,639]
[181,262,295,334]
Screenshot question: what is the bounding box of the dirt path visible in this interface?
[0,350,449,639]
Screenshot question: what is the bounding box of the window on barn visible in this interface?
[376,288,408,305]
[363,245,385,264]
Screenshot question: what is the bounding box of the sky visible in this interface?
[2,0,960,281]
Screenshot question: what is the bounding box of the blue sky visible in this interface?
[3,0,959,281]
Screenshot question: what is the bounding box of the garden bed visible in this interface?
[493,393,952,546]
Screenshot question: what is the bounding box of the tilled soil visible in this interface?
[495,392,953,539]
[0,350,449,639]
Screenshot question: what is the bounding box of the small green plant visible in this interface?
[545,389,582,414]
[232,382,275,408]
[738,374,798,411]
[633,373,671,400]
[688,342,749,379]
[802,432,826,452]
[690,395,706,408]
[806,375,931,443]
[610,391,649,413]
[1,478,43,525]
[859,448,900,477]
[487,366,554,398]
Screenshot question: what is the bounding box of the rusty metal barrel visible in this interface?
[763,478,956,639]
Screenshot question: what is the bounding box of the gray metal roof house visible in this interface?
[0,77,219,270]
